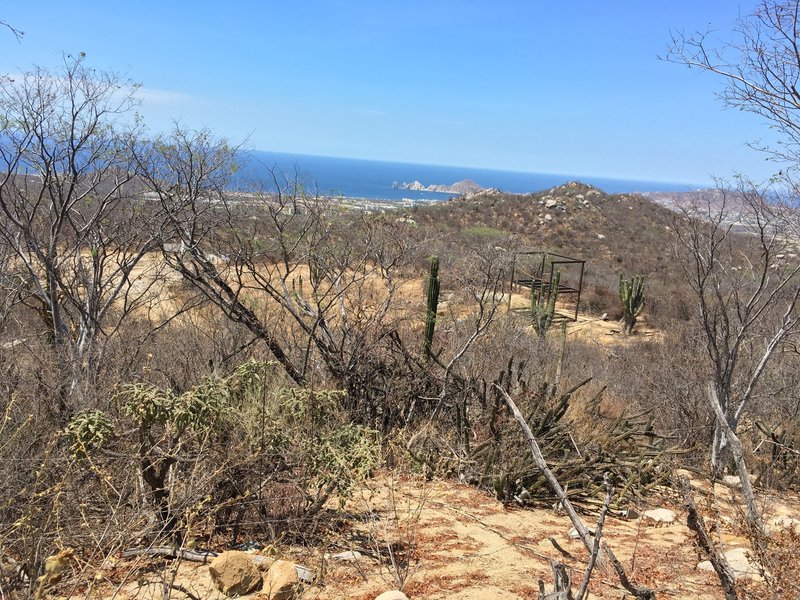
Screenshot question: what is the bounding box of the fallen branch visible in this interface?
[497,384,657,600]
[707,384,764,535]
[494,384,593,554]
[122,548,217,563]
[538,561,573,600]
[602,543,656,600]
[682,482,738,600]
[575,475,612,600]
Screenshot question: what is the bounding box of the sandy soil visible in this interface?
[506,291,660,345]
[93,472,800,600]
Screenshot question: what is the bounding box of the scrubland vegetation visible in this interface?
[6,2,800,597]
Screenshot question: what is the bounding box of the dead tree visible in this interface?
[497,385,656,600]
[672,184,800,478]
[0,56,166,414]
[665,0,800,171]
[139,132,421,415]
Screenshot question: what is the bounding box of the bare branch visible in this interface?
[0,20,23,41]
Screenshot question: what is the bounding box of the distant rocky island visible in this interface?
[392,178,484,195]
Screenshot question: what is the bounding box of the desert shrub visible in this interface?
[0,356,382,590]
[403,314,677,508]
[580,282,619,317]
[462,225,507,240]
[65,410,116,458]
[258,387,378,505]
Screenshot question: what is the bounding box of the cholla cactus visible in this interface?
[423,255,440,357]
[532,271,560,339]
[619,275,645,335]
[65,410,115,458]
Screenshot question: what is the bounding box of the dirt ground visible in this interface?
[95,472,799,600]
[63,266,756,600]
[506,291,660,345]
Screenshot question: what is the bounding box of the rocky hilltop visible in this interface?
[393,178,484,194]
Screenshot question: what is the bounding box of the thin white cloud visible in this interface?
[135,86,195,106]
[0,70,196,108]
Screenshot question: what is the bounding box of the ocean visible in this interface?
[235,151,698,201]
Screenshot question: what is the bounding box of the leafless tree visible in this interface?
[0,56,166,414]
[497,385,656,600]
[138,129,421,420]
[673,182,800,486]
[665,0,800,171]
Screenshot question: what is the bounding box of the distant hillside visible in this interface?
[410,181,691,324]
[639,187,800,237]
[415,182,678,276]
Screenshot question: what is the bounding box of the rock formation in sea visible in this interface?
[396,179,484,194]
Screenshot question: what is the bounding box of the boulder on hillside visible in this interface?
[208,551,263,597]
[264,560,299,600]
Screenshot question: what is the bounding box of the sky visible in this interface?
[0,1,782,185]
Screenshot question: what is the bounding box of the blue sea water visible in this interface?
[235,151,699,201]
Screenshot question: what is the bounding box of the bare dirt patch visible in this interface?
[89,473,800,600]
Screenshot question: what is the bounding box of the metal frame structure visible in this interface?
[510,250,586,321]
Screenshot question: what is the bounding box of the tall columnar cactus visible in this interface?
[619,274,645,335]
[423,255,440,357]
[531,270,560,339]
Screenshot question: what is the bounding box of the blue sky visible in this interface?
[0,1,780,185]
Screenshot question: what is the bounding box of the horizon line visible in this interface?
[243,147,712,190]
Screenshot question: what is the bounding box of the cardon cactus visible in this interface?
[619,275,645,335]
[423,255,440,357]
[531,271,560,339]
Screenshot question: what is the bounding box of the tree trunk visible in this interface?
[707,384,764,534]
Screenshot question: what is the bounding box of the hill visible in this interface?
[409,181,689,325]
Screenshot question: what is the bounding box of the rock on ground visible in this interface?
[771,514,800,532]
[208,551,263,597]
[722,474,741,487]
[264,560,299,600]
[642,508,676,525]
[374,592,409,600]
[697,547,761,580]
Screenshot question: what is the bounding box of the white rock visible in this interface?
[722,474,741,487]
[697,547,760,579]
[568,527,595,539]
[770,515,800,532]
[325,550,363,562]
[544,213,553,221]
[596,233,605,239]
[642,508,676,524]
[375,592,409,600]
[545,199,558,208]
